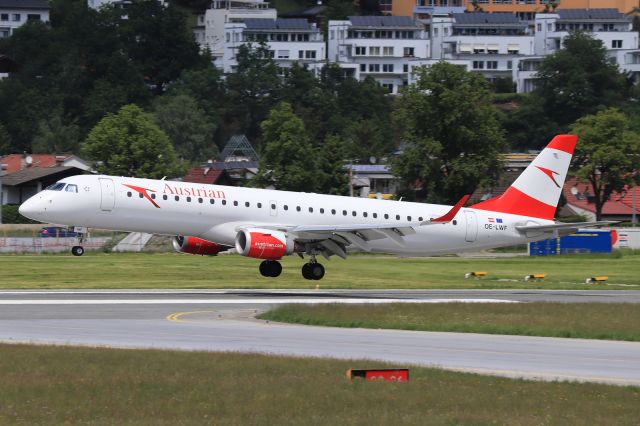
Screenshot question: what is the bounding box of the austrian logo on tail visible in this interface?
[123,184,160,208]
[535,166,561,188]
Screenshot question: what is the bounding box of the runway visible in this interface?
[1,289,639,386]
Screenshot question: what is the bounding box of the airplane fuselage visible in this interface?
[20,174,552,256]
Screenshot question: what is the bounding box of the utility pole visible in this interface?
[0,163,6,225]
[633,187,637,226]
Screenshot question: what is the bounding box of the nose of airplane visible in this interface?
[18,197,40,220]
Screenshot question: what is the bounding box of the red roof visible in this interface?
[183,167,223,185]
[0,154,66,173]
[563,178,640,216]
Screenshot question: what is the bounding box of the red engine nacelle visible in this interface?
[172,236,229,256]
[235,228,294,260]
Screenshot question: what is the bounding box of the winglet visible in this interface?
[423,194,470,225]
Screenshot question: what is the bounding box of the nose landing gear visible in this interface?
[71,227,87,256]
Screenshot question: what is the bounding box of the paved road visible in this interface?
[0,290,639,386]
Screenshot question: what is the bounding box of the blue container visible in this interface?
[529,230,612,256]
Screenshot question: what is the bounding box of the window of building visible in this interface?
[305,50,316,59]
[27,14,40,21]
[298,50,304,59]
[368,63,380,72]
[277,50,290,59]
[369,46,380,56]
[403,63,409,73]
[603,23,614,31]
[355,46,366,55]
[382,64,394,72]
[472,61,484,69]
[330,30,335,39]
[537,23,541,32]
[403,47,414,57]
[507,60,513,70]
[612,40,622,49]
[0,14,8,21]
[360,63,366,72]
[434,27,438,37]
[487,61,498,70]
[383,46,393,56]
[12,13,20,21]
[382,83,394,93]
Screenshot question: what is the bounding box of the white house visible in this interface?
[195,0,277,66]
[0,0,49,39]
[223,18,324,74]
[327,16,430,94]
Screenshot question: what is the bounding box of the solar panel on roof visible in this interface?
[244,19,277,29]
[558,8,624,20]
[276,18,310,29]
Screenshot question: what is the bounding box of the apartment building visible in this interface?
[0,0,49,39]
[222,18,324,73]
[512,9,640,91]
[195,0,277,66]
[327,16,430,94]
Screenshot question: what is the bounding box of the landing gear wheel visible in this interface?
[259,260,282,278]
[302,262,325,280]
[71,246,84,257]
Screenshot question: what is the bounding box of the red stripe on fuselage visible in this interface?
[470,187,556,220]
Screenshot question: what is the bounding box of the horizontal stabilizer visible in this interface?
[515,221,617,234]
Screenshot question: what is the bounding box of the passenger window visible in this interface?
[163,195,168,201]
[384,214,389,219]
[352,211,356,217]
[210,199,215,204]
[363,212,368,218]
[258,203,262,208]
[151,194,156,200]
[187,197,192,202]
[342,210,347,216]
[245,202,250,207]
[284,205,289,211]
[320,208,324,214]
[271,204,276,210]
[453,220,457,225]
[46,183,66,191]
[65,184,78,193]
[407,216,412,221]
[418,217,423,222]
[309,207,313,213]
[373,213,378,218]
[198,198,203,203]
[175,196,180,201]
[127,192,132,197]
[331,209,336,215]
[139,193,144,199]
[222,200,227,205]
[233,201,238,206]
[396,215,400,220]
[296,206,301,212]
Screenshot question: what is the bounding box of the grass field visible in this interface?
[0,252,639,289]
[0,344,638,425]
[259,302,640,341]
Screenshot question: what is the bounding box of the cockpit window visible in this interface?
[46,183,66,191]
[65,184,78,193]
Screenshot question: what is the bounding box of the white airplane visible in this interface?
[19,134,611,280]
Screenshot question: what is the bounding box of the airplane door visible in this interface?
[99,178,115,212]
[465,211,478,242]
[269,200,277,217]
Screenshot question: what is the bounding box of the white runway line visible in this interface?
[0,298,520,305]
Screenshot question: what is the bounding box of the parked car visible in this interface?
[39,227,77,238]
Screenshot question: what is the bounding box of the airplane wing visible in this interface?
[246,195,470,258]
[515,221,617,237]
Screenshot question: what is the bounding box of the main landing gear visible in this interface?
[259,260,282,277]
[301,262,325,280]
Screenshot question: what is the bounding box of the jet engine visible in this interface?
[235,228,294,260]
[172,236,230,256]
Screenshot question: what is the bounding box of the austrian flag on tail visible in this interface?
[471,135,578,221]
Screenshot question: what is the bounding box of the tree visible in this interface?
[391,61,505,203]
[31,110,81,153]
[226,42,281,144]
[316,134,349,195]
[253,102,318,192]
[81,104,183,178]
[0,123,10,155]
[534,31,627,127]
[569,108,640,220]
[152,94,218,162]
